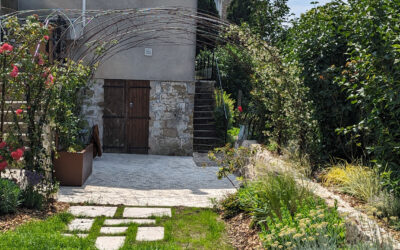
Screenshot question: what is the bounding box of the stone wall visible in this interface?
[149,81,195,156]
[82,79,105,143]
[82,79,194,156]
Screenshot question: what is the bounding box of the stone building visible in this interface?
[16,0,198,156]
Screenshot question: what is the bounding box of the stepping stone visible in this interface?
[63,233,88,238]
[100,227,128,234]
[123,207,171,218]
[69,206,117,217]
[96,236,126,250]
[104,219,156,225]
[136,227,164,241]
[68,218,94,231]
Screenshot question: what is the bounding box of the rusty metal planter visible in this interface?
[53,144,93,186]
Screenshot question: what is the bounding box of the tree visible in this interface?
[227,0,290,44]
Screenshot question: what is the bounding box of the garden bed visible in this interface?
[225,213,262,249]
[0,201,69,233]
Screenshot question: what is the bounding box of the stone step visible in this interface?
[194,105,214,112]
[103,219,156,225]
[193,144,219,152]
[193,117,216,125]
[96,236,126,250]
[68,206,117,217]
[68,218,95,232]
[63,233,88,238]
[100,227,128,234]
[194,137,221,145]
[136,227,164,241]
[194,98,214,106]
[194,111,214,118]
[122,207,171,218]
[195,93,214,99]
[194,123,216,130]
[194,130,217,137]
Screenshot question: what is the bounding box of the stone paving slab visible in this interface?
[58,154,237,207]
[67,219,94,231]
[96,236,126,250]
[100,227,128,234]
[123,207,171,218]
[104,219,156,225]
[63,233,88,238]
[136,227,164,241]
[69,206,117,217]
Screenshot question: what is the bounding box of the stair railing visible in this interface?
[195,50,229,144]
[215,56,228,144]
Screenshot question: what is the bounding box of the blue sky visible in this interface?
[287,0,332,17]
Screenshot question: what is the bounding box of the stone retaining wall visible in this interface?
[242,141,400,248]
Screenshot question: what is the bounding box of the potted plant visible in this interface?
[53,121,94,186]
[51,62,94,186]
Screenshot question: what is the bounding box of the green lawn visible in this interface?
[0,207,233,250]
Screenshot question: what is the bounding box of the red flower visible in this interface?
[16,109,23,115]
[44,35,50,41]
[0,141,6,149]
[0,161,7,171]
[11,148,24,161]
[238,106,243,113]
[10,65,19,78]
[1,43,13,52]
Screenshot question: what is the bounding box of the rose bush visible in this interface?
[0,15,92,207]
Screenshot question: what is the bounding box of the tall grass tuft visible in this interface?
[322,163,381,202]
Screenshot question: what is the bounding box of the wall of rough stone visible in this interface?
[149,81,195,156]
[82,79,194,156]
[82,79,105,144]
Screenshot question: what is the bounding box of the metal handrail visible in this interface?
[215,57,228,121]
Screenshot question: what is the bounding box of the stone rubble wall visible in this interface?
[82,79,105,144]
[149,81,195,156]
[82,79,194,156]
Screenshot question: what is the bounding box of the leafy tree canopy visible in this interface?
[227,0,290,44]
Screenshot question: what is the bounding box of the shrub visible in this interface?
[0,178,21,215]
[209,144,257,187]
[237,173,314,224]
[260,199,346,249]
[229,172,346,248]
[21,187,44,210]
[214,90,236,143]
[322,163,381,202]
[220,193,243,219]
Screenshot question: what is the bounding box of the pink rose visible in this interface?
[16,109,23,115]
[44,35,50,41]
[10,65,19,78]
[0,141,6,149]
[0,161,7,171]
[1,43,13,52]
[238,106,243,113]
[11,148,24,161]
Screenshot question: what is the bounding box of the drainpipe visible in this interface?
[82,0,86,26]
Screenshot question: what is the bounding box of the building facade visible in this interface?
[16,0,198,156]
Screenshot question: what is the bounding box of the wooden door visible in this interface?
[103,80,150,154]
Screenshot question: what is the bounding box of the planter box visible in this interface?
[53,144,93,186]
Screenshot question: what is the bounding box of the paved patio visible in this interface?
[57,153,236,207]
